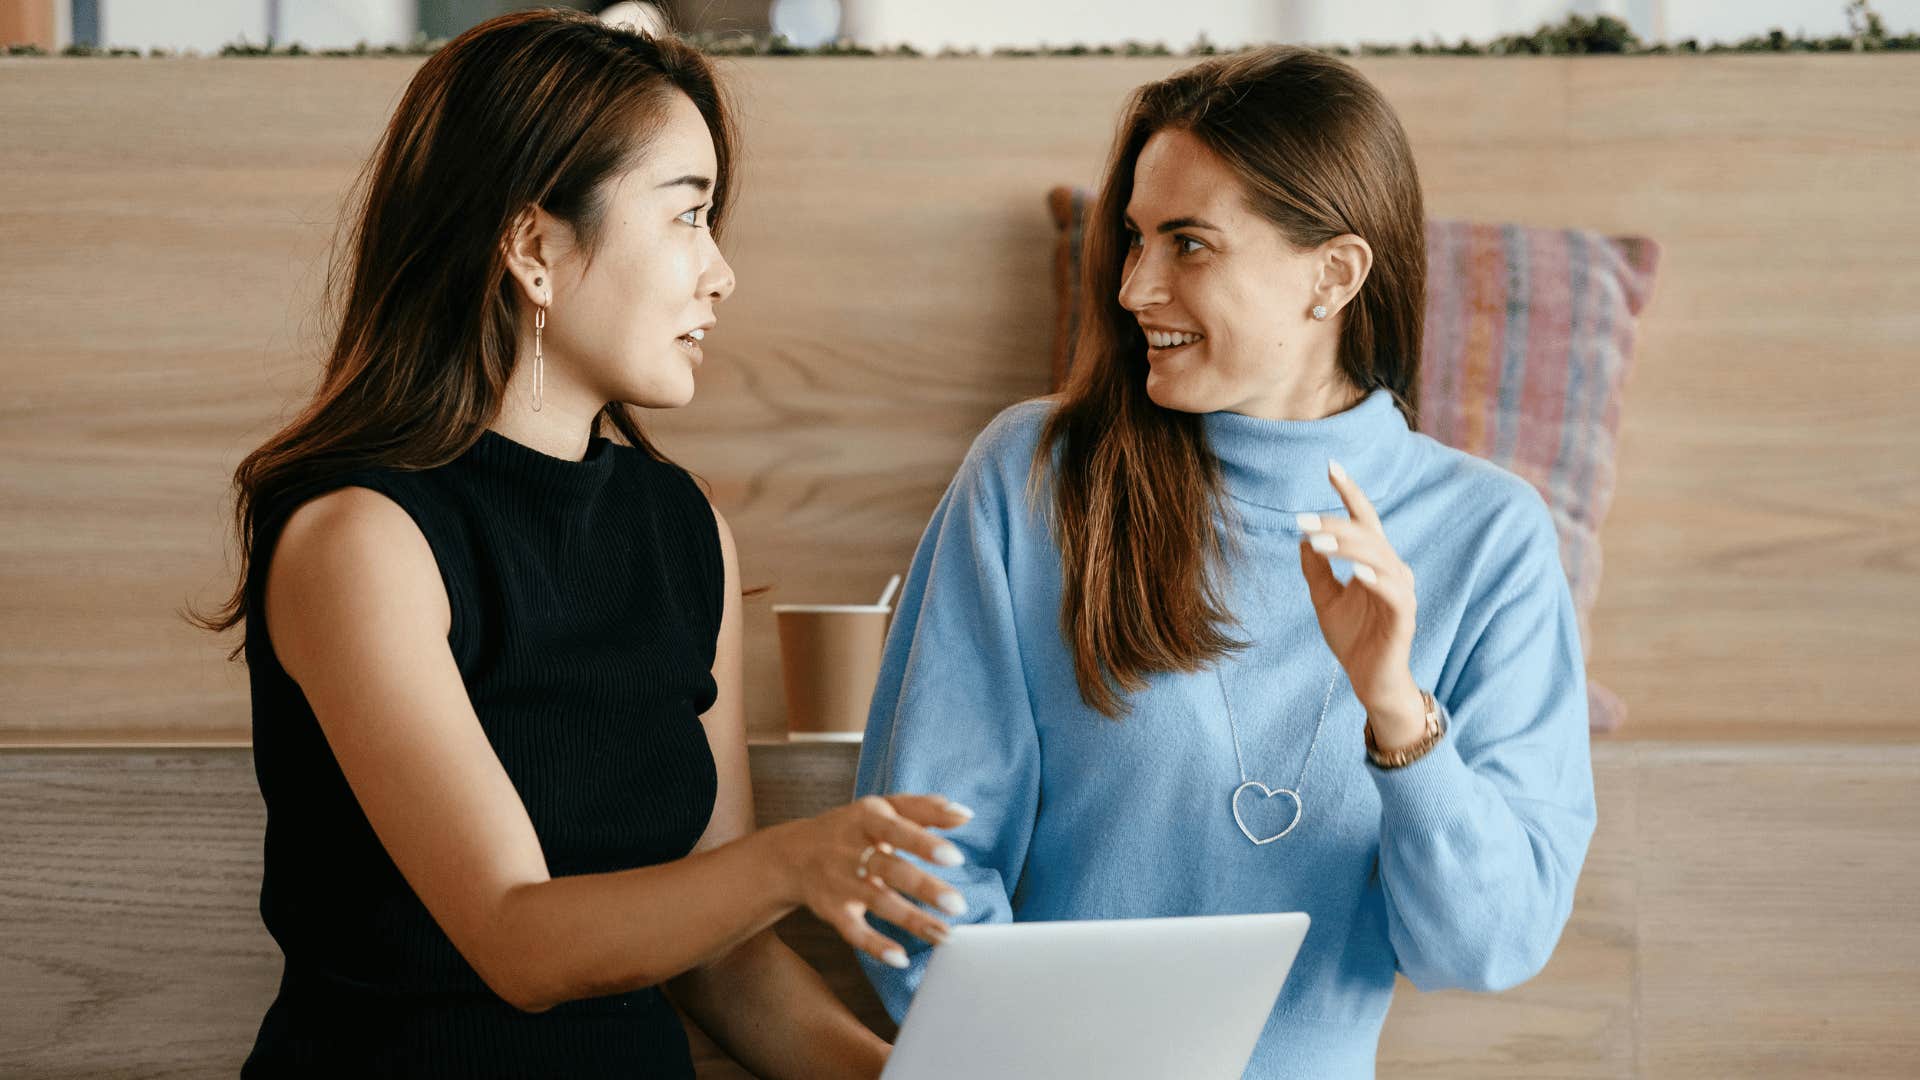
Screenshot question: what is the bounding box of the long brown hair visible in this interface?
[1038,47,1426,717]
[193,10,737,652]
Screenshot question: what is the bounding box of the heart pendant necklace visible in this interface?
[1218,664,1341,845]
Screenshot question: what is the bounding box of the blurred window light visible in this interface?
[771,0,841,47]
[830,0,1920,51]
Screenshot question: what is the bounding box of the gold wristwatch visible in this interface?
[1366,690,1445,769]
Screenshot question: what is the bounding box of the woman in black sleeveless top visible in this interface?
[195,12,968,1077]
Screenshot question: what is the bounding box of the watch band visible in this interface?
[1366,690,1445,769]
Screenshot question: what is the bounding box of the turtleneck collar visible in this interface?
[1199,388,1421,524]
[466,427,619,498]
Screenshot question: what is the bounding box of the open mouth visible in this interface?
[1144,328,1204,353]
[676,327,706,353]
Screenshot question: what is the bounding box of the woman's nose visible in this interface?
[703,248,735,303]
[1118,251,1168,312]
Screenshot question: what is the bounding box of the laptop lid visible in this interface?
[882,911,1310,1080]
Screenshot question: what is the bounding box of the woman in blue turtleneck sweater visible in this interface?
[853,47,1596,1078]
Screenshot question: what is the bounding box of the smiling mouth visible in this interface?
[1144,328,1204,353]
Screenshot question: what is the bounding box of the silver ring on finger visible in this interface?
[854,841,893,879]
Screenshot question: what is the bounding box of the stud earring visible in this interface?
[1311,305,1329,321]
[532,306,546,413]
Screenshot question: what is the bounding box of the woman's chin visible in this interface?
[636,387,696,410]
[618,368,699,410]
[1144,370,1215,415]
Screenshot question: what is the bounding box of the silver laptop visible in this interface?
[882,912,1310,1080]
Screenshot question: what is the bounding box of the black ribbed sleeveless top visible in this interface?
[241,430,722,1078]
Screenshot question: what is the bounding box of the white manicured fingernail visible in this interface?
[1329,458,1348,482]
[933,843,964,867]
[884,949,910,969]
[947,802,975,821]
[1309,533,1338,554]
[1352,563,1377,584]
[938,891,968,916]
[1295,512,1321,532]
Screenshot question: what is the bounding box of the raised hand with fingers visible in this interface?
[1295,458,1431,752]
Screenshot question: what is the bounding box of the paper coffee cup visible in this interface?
[773,604,891,740]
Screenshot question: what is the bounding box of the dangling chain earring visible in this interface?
[532,275,547,413]
[532,306,547,412]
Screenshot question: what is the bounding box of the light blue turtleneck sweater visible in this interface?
[855,389,1596,1078]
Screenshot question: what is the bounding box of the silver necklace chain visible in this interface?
[1216,664,1341,845]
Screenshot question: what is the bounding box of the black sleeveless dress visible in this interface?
[241,430,722,1078]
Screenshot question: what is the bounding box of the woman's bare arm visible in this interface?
[265,487,952,1014]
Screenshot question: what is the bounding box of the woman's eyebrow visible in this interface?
[1154,215,1221,233]
[1124,212,1223,233]
[654,174,713,192]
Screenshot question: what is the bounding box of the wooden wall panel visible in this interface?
[0,55,1915,743]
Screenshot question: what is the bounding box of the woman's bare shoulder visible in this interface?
[265,485,450,676]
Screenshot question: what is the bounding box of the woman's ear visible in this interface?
[503,205,561,309]
[1310,234,1376,319]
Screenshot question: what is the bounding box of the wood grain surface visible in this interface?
[1,55,1915,742]
[3,742,1916,1077]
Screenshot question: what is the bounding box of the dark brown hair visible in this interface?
[193,9,736,650]
[1037,46,1426,717]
